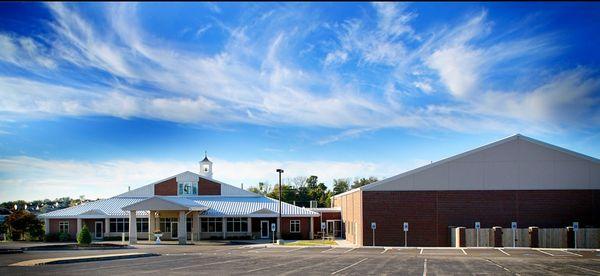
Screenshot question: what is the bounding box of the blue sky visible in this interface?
[0,2,599,201]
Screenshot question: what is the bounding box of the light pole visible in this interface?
[276,168,284,240]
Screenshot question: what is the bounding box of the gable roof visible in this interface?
[341,134,599,193]
[122,196,209,211]
[116,171,258,197]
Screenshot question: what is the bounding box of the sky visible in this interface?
[0,2,599,202]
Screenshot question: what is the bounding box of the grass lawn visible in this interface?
[283,240,337,246]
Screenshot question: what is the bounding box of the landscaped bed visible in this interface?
[23,243,130,251]
[283,240,337,246]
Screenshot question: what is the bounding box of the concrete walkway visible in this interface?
[9,252,159,266]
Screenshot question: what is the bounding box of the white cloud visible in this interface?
[413,81,433,93]
[0,156,421,201]
[426,45,482,97]
[0,34,56,69]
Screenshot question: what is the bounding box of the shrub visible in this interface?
[58,232,71,242]
[44,233,60,242]
[3,210,44,241]
[77,225,92,245]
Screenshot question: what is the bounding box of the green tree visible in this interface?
[248,182,272,195]
[4,210,44,241]
[77,225,92,245]
[351,177,379,189]
[332,178,350,195]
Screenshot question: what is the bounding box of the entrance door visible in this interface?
[95,221,103,239]
[171,222,178,238]
[260,220,269,238]
[326,221,335,237]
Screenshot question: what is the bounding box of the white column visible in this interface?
[192,212,200,242]
[178,211,186,245]
[105,218,110,237]
[222,217,227,239]
[44,218,50,234]
[247,218,252,238]
[129,210,137,244]
[77,218,82,235]
[309,217,314,240]
[148,211,153,241]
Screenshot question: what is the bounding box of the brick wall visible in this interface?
[154,178,178,196]
[333,190,363,245]
[312,211,342,236]
[282,217,311,240]
[361,190,600,246]
[199,178,221,195]
[49,218,77,237]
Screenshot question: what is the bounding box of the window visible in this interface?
[290,220,300,233]
[186,217,192,232]
[201,218,222,232]
[58,221,69,233]
[226,218,248,233]
[160,218,174,232]
[136,218,149,232]
[110,218,129,233]
[178,181,198,196]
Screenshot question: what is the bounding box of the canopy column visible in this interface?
[128,210,137,244]
[192,212,200,242]
[178,211,186,245]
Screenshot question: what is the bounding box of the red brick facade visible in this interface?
[361,190,600,246]
[312,211,342,237]
[154,177,222,196]
[49,218,77,237]
[282,217,311,240]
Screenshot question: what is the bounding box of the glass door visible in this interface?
[261,220,269,238]
[95,221,103,239]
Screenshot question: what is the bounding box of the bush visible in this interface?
[4,210,44,241]
[58,232,71,242]
[44,233,60,242]
[77,225,92,245]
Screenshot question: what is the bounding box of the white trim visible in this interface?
[94,221,103,239]
[260,220,269,238]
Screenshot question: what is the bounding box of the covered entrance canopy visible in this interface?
[122,196,209,244]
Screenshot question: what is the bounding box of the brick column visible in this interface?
[129,210,137,244]
[492,226,503,247]
[455,227,466,247]
[528,226,539,248]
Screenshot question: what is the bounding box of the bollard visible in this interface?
[566,226,574,248]
[455,227,466,248]
[492,226,503,247]
[528,227,539,248]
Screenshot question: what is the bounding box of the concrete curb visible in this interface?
[9,252,160,266]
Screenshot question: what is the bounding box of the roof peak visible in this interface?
[201,151,211,162]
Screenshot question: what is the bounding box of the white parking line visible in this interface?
[246,257,316,273]
[419,248,424,254]
[561,250,582,257]
[171,258,247,271]
[536,249,555,256]
[343,248,357,253]
[331,258,369,275]
[497,248,510,256]
[461,249,467,255]
[286,247,305,253]
[568,265,600,274]
[380,248,389,254]
[321,248,335,253]
[422,258,427,276]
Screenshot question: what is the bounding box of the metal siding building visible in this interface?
[333,134,600,246]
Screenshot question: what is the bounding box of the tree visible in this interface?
[351,177,379,189]
[247,182,272,196]
[332,178,350,195]
[77,225,92,245]
[4,210,44,241]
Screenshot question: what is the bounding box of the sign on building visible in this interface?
[371,222,376,230]
[403,222,409,232]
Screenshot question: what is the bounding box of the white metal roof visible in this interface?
[40,196,319,218]
[122,197,209,211]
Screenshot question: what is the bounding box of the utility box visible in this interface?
[455,227,466,247]
[528,227,539,248]
[492,226,503,247]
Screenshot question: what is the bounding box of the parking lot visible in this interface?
[1,245,599,275]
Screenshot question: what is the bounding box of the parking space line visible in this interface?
[536,249,554,256]
[380,248,389,254]
[286,247,305,253]
[321,248,335,253]
[568,265,600,274]
[246,256,315,273]
[485,259,516,275]
[422,258,427,276]
[461,249,467,255]
[561,250,582,257]
[343,248,356,253]
[420,248,424,254]
[331,258,369,275]
[171,257,249,271]
[497,248,510,256]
